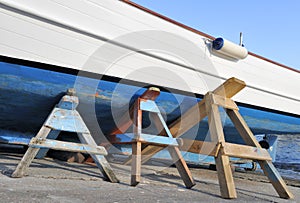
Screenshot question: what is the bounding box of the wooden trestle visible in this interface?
[111,78,293,199]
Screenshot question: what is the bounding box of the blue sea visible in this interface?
[274,134,300,181]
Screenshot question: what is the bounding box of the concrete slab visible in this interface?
[0,153,299,202]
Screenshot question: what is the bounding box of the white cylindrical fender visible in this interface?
[212,38,248,60]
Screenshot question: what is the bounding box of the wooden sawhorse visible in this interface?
[109,88,195,188]
[122,78,293,199]
[11,89,119,183]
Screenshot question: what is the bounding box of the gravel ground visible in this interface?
[0,152,299,203]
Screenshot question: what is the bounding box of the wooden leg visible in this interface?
[131,141,142,186]
[78,133,119,183]
[205,93,237,199]
[259,160,294,199]
[227,109,294,199]
[168,147,195,189]
[214,151,236,198]
[11,126,51,178]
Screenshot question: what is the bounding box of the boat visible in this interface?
[0,0,299,164]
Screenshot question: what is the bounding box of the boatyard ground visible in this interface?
[0,152,299,203]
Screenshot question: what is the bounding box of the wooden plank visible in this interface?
[205,93,237,199]
[168,146,196,189]
[178,139,270,161]
[133,99,142,139]
[259,160,294,199]
[213,77,246,98]
[131,141,142,186]
[223,143,271,161]
[212,94,239,110]
[78,132,119,183]
[179,139,218,156]
[226,109,293,199]
[138,133,178,146]
[131,98,143,186]
[214,151,236,198]
[29,138,108,156]
[36,129,60,159]
[111,133,178,146]
[11,126,51,178]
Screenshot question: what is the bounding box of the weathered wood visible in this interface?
[11,126,51,178]
[131,141,142,186]
[212,94,239,110]
[111,133,178,146]
[180,139,271,161]
[13,92,119,183]
[213,77,246,98]
[222,143,271,161]
[214,150,236,199]
[78,132,119,183]
[205,93,237,199]
[259,160,294,199]
[133,99,142,140]
[226,109,294,199]
[29,138,108,156]
[36,129,60,158]
[130,98,143,186]
[168,146,195,189]
[179,139,218,156]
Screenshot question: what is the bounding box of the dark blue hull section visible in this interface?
[0,59,300,147]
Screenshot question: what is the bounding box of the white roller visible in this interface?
[212,37,248,60]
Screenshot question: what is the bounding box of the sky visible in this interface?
[132,0,300,70]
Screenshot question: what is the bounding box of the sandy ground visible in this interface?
[0,152,299,203]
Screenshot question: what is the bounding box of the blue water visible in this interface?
[274,134,300,181]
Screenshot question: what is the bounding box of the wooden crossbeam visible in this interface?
[212,77,246,98]
[179,139,272,161]
[222,142,271,161]
[29,138,108,155]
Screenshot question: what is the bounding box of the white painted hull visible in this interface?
[0,0,299,115]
